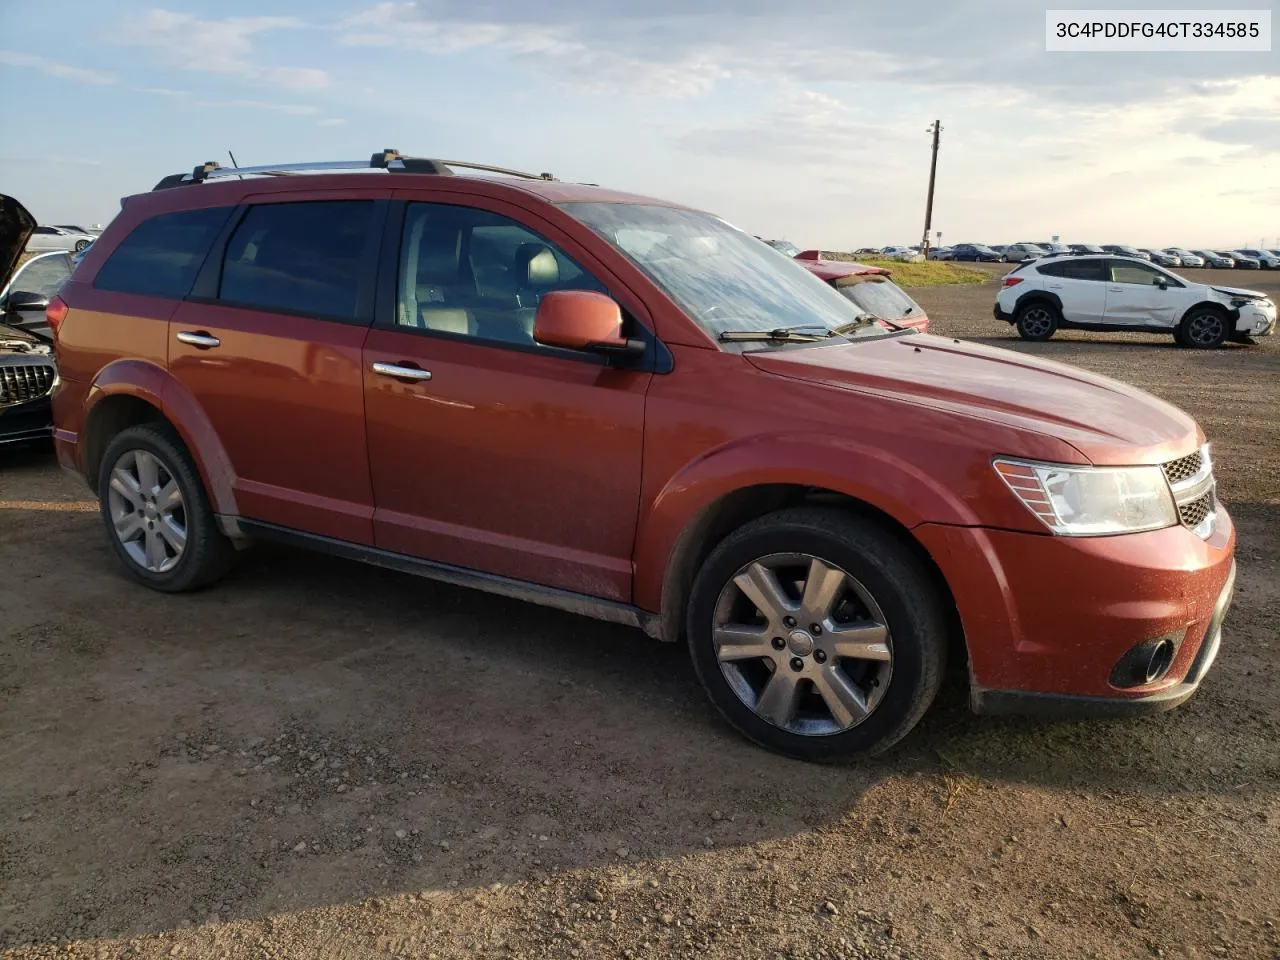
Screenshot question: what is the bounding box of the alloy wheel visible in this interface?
[712,553,893,736]
[1019,307,1053,337]
[106,449,187,573]
[1186,312,1225,346]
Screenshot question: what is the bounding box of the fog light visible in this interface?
[1109,635,1181,689]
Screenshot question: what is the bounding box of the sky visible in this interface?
[0,0,1275,249]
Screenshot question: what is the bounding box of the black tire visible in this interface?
[97,423,237,592]
[1177,307,1229,349]
[686,507,948,761]
[1014,300,1060,341]
[74,239,90,252]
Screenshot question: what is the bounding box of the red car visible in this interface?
[43,151,1234,760]
[762,239,929,332]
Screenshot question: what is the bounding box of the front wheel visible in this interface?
[74,239,90,252]
[1177,308,1229,349]
[686,507,947,761]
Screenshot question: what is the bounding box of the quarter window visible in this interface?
[94,207,233,298]
[219,201,376,321]
[396,203,607,345]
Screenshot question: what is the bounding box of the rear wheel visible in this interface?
[1177,308,1229,349]
[686,507,947,761]
[1015,301,1059,341]
[97,424,237,592]
[74,239,90,253]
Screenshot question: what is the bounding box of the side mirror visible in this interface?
[1155,278,1168,290]
[533,291,644,361]
[5,290,50,312]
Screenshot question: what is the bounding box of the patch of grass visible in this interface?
[820,252,991,287]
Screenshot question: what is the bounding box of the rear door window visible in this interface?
[1040,259,1106,281]
[218,201,378,322]
[94,207,233,298]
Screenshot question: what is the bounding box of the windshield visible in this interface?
[766,239,801,258]
[561,202,895,343]
[837,276,922,320]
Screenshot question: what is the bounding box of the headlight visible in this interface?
[994,458,1177,536]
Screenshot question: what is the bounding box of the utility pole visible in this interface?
[920,121,942,257]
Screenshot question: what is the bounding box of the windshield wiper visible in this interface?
[718,325,832,343]
[829,314,882,336]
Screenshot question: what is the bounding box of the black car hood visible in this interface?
[0,195,36,290]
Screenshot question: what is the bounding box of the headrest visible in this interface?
[514,243,559,287]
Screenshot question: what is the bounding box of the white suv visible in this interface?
[994,254,1277,348]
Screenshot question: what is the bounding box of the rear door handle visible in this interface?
[1108,287,1123,292]
[372,361,432,382]
[176,330,221,348]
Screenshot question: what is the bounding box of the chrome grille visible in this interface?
[1162,451,1203,485]
[1162,444,1215,539]
[0,363,56,404]
[1178,492,1214,529]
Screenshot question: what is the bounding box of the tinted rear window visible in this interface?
[94,207,232,298]
[218,201,375,321]
[1038,258,1105,281]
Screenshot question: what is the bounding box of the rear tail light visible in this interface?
[1002,277,1024,287]
[46,295,69,339]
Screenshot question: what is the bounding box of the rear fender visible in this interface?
[84,360,238,515]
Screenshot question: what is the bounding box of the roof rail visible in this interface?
[152,149,557,190]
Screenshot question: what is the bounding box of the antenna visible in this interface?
[228,150,242,180]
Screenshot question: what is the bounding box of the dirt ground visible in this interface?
[1,268,1277,960]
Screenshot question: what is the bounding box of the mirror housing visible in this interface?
[1155,277,1168,290]
[5,290,50,312]
[533,290,644,361]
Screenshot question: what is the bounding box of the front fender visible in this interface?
[631,431,983,613]
[85,359,239,516]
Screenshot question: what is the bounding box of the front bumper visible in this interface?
[1235,302,1277,336]
[0,395,53,445]
[915,508,1236,714]
[972,560,1234,716]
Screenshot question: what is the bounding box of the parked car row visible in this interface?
[932,242,1279,269]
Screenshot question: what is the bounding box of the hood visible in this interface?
[793,250,890,283]
[745,334,1200,465]
[1212,285,1268,300]
[0,195,36,289]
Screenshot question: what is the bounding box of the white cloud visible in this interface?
[678,90,906,164]
[114,9,329,90]
[0,50,114,85]
[340,2,728,97]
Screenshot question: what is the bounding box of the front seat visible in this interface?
[511,243,560,339]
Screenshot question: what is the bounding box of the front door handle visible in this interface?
[1108,286,1123,292]
[176,330,221,348]
[372,361,432,382]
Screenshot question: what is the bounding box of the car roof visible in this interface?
[120,170,688,221]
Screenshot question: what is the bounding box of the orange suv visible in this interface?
[47,150,1236,759]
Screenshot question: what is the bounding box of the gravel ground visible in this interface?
[1,268,1277,960]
